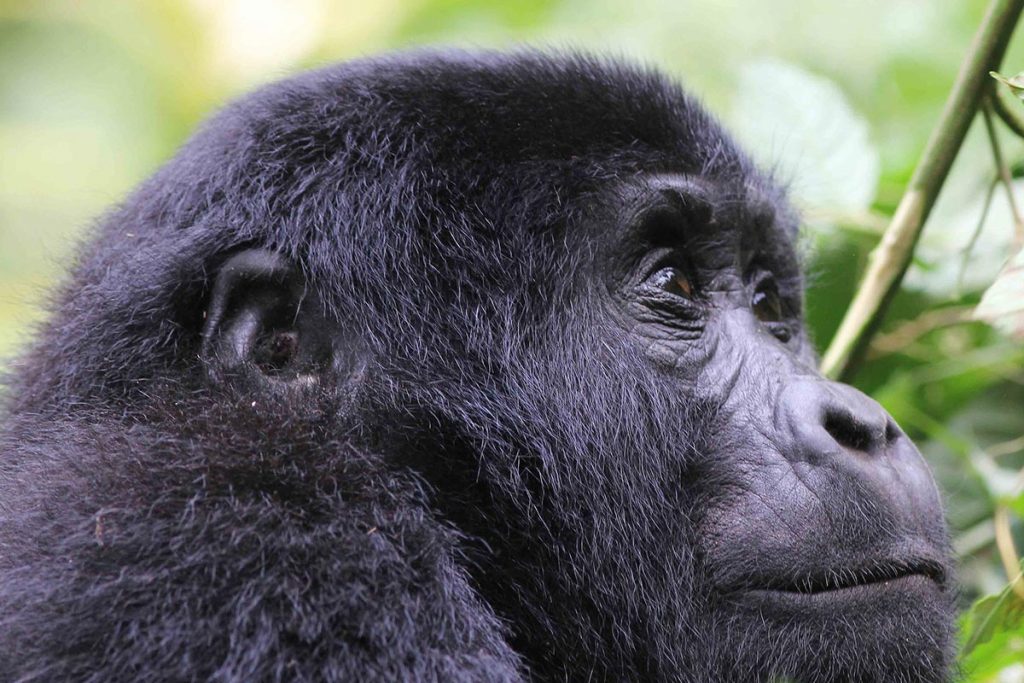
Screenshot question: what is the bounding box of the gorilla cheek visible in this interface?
[698,459,839,579]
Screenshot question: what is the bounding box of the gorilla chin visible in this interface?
[0,49,955,682]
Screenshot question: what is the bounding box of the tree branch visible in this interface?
[820,0,1024,381]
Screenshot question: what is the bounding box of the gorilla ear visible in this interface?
[201,249,331,385]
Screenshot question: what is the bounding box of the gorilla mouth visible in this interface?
[740,560,946,596]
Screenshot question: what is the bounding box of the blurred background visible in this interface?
[1,0,1023,675]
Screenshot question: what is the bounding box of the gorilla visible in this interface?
[0,51,955,682]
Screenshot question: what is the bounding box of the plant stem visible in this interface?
[867,305,975,356]
[992,84,1024,138]
[820,0,1024,381]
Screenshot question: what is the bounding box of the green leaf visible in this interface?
[960,574,1024,658]
[961,631,1024,682]
[974,248,1024,340]
[728,60,880,218]
[990,71,1024,100]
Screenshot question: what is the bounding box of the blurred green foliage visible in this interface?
[1,0,1023,678]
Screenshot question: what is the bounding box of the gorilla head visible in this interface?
[0,51,954,682]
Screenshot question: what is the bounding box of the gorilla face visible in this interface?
[369,169,954,679]
[0,51,954,682]
[612,176,949,592]
[597,175,952,677]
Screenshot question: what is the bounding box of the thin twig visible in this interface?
[868,305,976,356]
[820,0,1024,381]
[957,176,1000,295]
[982,95,1024,245]
[991,83,1024,138]
[993,449,1024,599]
[994,505,1024,599]
[990,433,1024,457]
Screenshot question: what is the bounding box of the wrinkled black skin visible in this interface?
[0,51,955,682]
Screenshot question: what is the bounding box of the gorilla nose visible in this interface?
[780,379,900,464]
[776,378,945,542]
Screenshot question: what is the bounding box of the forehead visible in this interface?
[610,173,796,244]
[207,52,795,280]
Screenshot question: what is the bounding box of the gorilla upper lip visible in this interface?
[735,559,946,595]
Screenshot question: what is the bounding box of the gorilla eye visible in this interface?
[752,276,793,342]
[647,267,695,298]
[752,284,782,322]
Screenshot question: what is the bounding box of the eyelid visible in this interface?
[750,269,799,306]
[638,247,692,279]
[641,254,702,296]
[749,268,777,290]
[633,253,706,324]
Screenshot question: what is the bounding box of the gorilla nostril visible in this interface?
[823,410,882,454]
[782,381,899,462]
[885,418,902,444]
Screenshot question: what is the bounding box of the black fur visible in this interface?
[0,50,955,682]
